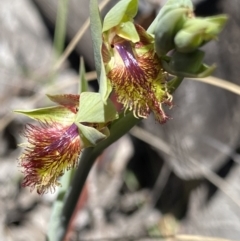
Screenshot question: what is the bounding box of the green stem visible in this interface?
[56,112,141,241]
[168,76,184,93]
[46,169,75,241]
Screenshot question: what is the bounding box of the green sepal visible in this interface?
[47,94,79,107]
[154,8,189,56]
[90,0,103,82]
[162,50,216,78]
[99,55,112,104]
[76,123,109,147]
[165,0,193,9]
[102,0,138,32]
[148,0,193,34]
[79,57,88,93]
[14,106,75,125]
[174,15,228,53]
[76,92,118,123]
[204,14,228,27]
[116,21,139,43]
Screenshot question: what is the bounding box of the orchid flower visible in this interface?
[100,0,173,123]
[16,93,118,194]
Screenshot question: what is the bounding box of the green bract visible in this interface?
[162,50,216,78]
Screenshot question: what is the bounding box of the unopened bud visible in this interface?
[174,15,228,53]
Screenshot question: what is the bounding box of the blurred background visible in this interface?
[1,0,240,240]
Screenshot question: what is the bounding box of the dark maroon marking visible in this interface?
[115,41,146,82]
[43,123,79,154]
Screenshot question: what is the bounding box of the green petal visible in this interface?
[102,0,138,32]
[100,55,112,104]
[76,92,118,123]
[116,21,139,43]
[14,106,75,124]
[77,123,109,147]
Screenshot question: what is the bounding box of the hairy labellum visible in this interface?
[103,24,172,123]
[20,122,81,194]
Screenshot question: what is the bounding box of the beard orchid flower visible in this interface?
[16,93,118,194]
[100,0,173,123]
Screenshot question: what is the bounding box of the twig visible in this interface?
[187,76,240,95]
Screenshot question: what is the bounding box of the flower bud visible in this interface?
[174,15,228,53]
[154,8,190,56]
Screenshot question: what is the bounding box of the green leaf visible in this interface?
[89,0,112,103]
[77,123,108,147]
[102,0,138,32]
[76,92,118,123]
[14,106,75,124]
[79,57,88,93]
[116,21,139,43]
[90,0,103,82]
